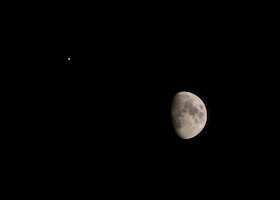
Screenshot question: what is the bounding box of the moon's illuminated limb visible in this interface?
[171,91,207,139]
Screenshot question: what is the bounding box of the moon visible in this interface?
[171,91,207,139]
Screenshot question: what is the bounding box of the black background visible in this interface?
[7,3,279,196]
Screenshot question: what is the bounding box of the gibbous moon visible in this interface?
[171,91,207,139]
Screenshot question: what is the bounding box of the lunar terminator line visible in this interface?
[171,91,207,139]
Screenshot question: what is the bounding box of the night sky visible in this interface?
[11,3,278,196]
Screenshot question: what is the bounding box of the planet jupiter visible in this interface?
[171,91,207,139]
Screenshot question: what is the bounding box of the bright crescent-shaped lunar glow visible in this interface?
[171,91,207,139]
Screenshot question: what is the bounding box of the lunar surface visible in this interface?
[171,91,207,139]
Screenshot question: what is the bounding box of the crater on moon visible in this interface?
[198,112,204,119]
[181,100,199,119]
[188,104,199,117]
